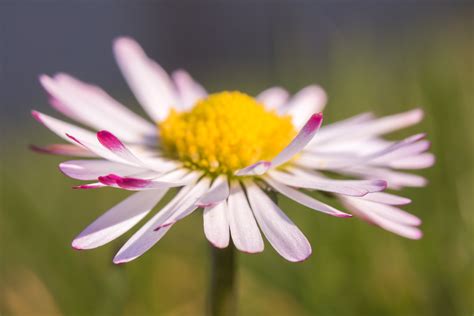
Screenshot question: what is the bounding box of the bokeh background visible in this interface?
[1,1,473,315]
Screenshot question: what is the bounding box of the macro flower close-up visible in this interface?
[32,37,433,264]
[2,2,472,316]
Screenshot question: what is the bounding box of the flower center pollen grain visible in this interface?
[159,91,296,176]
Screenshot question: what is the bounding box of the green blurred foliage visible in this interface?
[1,13,473,316]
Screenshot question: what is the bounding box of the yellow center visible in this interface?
[159,91,296,176]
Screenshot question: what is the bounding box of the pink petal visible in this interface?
[72,189,168,250]
[245,181,312,262]
[227,182,264,253]
[358,192,411,205]
[113,36,178,122]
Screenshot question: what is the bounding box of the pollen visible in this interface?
[159,91,296,176]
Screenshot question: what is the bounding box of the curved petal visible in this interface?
[113,37,178,122]
[227,182,264,253]
[245,182,311,262]
[30,144,96,157]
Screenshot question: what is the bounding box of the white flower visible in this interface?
[32,37,434,263]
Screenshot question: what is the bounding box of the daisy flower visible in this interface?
[32,37,433,263]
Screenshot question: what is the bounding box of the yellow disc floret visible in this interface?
[159,91,296,176]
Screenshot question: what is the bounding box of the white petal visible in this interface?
[246,182,311,262]
[341,197,422,239]
[268,169,386,197]
[382,153,435,169]
[358,192,411,205]
[113,37,178,122]
[113,185,194,264]
[59,159,146,180]
[264,177,352,217]
[343,166,427,189]
[256,87,289,110]
[227,182,264,253]
[171,69,207,110]
[30,144,96,157]
[203,201,230,248]
[196,175,229,207]
[282,85,327,128]
[72,189,168,249]
[40,74,155,143]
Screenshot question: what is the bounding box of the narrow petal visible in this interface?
[72,189,168,249]
[59,160,146,180]
[102,170,199,191]
[264,177,352,217]
[196,175,230,207]
[113,37,177,122]
[227,182,264,253]
[171,69,207,110]
[358,192,411,205]
[341,197,422,239]
[30,144,96,157]
[269,169,386,197]
[246,182,312,262]
[113,185,194,264]
[343,166,427,189]
[382,153,435,169]
[282,85,327,128]
[235,113,323,176]
[256,87,289,110]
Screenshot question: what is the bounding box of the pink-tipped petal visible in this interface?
[72,189,168,250]
[113,36,177,122]
[246,182,312,262]
[227,182,264,253]
[203,201,230,249]
[271,113,323,168]
[265,177,352,217]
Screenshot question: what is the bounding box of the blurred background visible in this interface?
[1,1,473,315]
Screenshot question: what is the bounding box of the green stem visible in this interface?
[208,244,237,316]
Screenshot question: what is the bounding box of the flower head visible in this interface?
[32,37,433,263]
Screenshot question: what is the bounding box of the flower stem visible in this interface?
[208,243,237,316]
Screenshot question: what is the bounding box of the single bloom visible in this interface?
[32,37,434,263]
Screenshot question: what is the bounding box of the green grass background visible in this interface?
[1,12,473,316]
